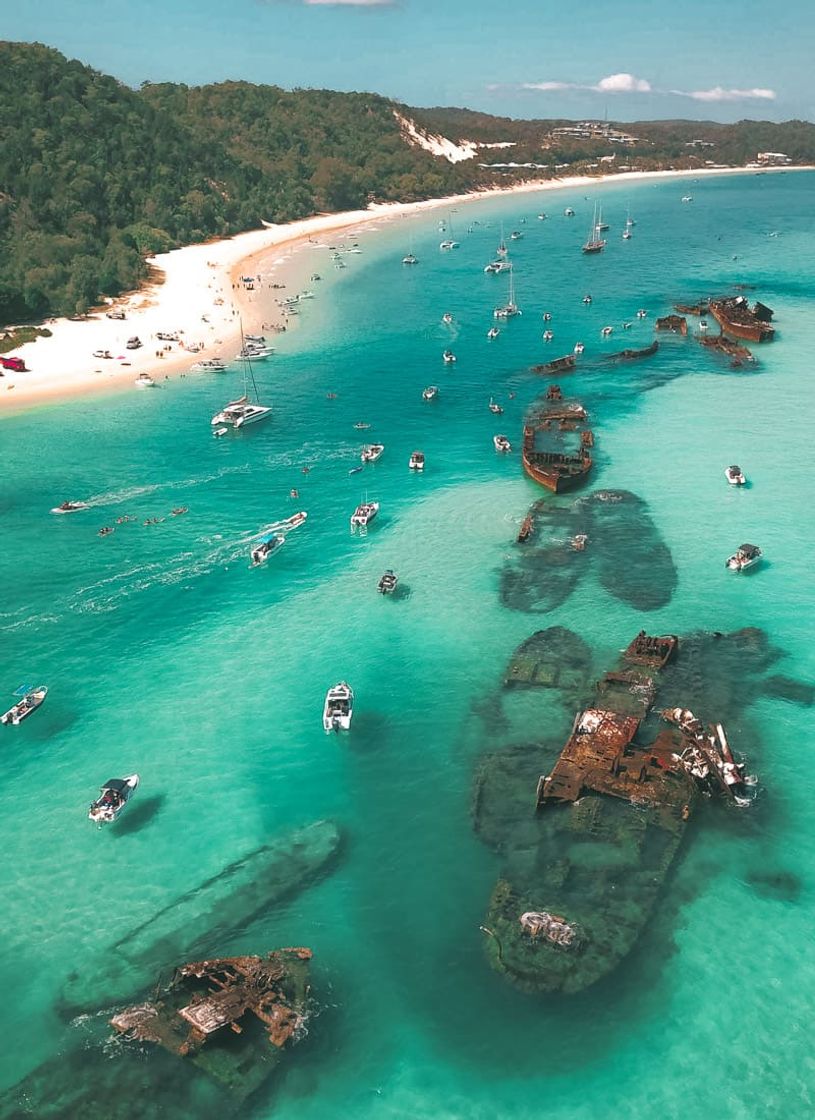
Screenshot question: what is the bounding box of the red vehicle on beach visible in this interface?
[0,356,27,372]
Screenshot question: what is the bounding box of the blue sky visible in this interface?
[3,0,812,122]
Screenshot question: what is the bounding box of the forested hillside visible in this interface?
[1,41,812,323]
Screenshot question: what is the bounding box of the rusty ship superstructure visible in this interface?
[521,394,593,494]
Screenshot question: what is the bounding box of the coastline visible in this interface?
[1,164,809,415]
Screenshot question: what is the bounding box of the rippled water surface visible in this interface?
[1,172,814,1119]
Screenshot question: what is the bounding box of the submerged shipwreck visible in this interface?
[111,950,312,1095]
[475,631,758,994]
[521,395,593,493]
[60,819,341,1016]
[709,296,774,343]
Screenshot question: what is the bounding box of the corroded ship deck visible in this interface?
[521,397,593,493]
[709,296,774,342]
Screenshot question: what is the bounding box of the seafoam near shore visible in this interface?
[0,165,806,414]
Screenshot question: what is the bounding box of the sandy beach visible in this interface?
[0,165,805,415]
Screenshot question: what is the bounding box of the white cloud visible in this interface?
[595,73,652,93]
[522,73,652,95]
[679,86,776,102]
[517,74,776,103]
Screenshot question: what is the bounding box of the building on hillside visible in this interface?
[755,152,792,165]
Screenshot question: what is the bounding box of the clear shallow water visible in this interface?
[1,172,814,1118]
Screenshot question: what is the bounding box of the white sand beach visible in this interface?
[0,165,803,414]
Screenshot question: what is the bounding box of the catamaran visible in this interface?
[484,259,512,274]
[1,685,48,726]
[323,682,354,732]
[211,331,272,429]
[493,264,521,319]
[350,501,380,529]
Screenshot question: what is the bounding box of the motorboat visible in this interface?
[192,358,227,372]
[601,326,614,337]
[92,349,113,359]
[700,319,709,332]
[726,543,762,572]
[488,397,503,414]
[583,295,592,305]
[378,570,399,595]
[538,213,547,220]
[353,422,371,430]
[510,230,523,240]
[725,465,746,486]
[543,330,554,342]
[442,350,457,364]
[126,337,142,350]
[51,500,89,514]
[487,327,500,339]
[573,342,585,355]
[636,309,648,319]
[350,501,380,528]
[542,312,552,321]
[251,533,285,566]
[88,775,139,824]
[211,396,272,428]
[157,331,180,343]
[239,345,274,359]
[681,195,694,203]
[484,260,512,274]
[213,426,228,437]
[409,451,425,471]
[622,229,632,240]
[106,309,126,320]
[134,373,156,388]
[442,312,453,325]
[422,385,439,401]
[564,207,575,217]
[494,435,512,453]
[244,334,267,344]
[300,290,316,300]
[323,682,354,732]
[402,253,418,265]
[1,685,48,726]
[361,443,385,463]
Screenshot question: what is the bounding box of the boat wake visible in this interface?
[84,465,251,508]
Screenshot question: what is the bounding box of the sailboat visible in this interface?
[625,206,636,228]
[493,263,521,319]
[594,206,609,232]
[496,222,508,258]
[439,214,459,251]
[582,204,606,254]
[211,326,272,429]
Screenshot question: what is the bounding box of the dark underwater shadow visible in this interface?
[112,794,167,836]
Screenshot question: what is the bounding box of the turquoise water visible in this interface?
[1,172,814,1118]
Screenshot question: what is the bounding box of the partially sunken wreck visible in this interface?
[477,631,755,994]
[709,296,775,343]
[521,394,593,494]
[111,950,312,1095]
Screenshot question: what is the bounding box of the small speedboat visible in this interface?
[409,451,425,471]
[510,230,523,240]
[323,682,354,732]
[542,312,552,322]
[213,426,229,438]
[636,309,648,319]
[488,397,503,415]
[422,385,439,401]
[494,435,512,453]
[134,373,156,388]
[192,358,227,372]
[622,229,632,240]
[543,330,554,342]
[88,775,139,824]
[353,422,371,430]
[726,543,762,572]
[402,253,418,265]
[1,685,48,726]
[51,500,89,514]
[601,326,614,337]
[538,213,548,221]
[573,342,585,355]
[350,501,380,528]
[487,327,500,339]
[583,295,592,305]
[442,350,457,364]
[442,312,454,325]
[251,533,285,566]
[378,569,399,595]
[565,208,575,217]
[361,443,385,463]
[725,465,746,486]
[681,195,694,203]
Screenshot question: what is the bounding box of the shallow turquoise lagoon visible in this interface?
[1,171,814,1119]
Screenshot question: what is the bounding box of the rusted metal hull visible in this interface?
[522,447,592,493]
[709,300,775,342]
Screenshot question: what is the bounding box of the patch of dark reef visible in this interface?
[501,490,677,613]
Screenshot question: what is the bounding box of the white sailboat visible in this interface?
[493,264,521,319]
[582,203,606,254]
[496,222,508,258]
[211,327,272,429]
